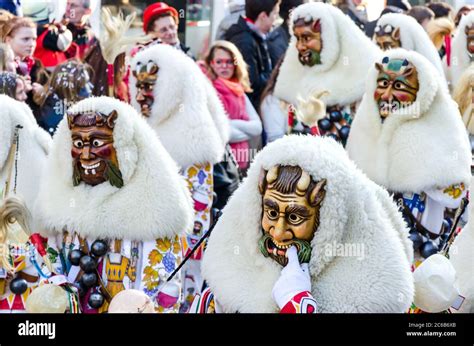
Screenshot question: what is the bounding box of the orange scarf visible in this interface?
[218,77,245,97]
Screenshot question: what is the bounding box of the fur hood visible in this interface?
[35,97,193,241]
[0,95,51,211]
[129,44,229,168]
[347,49,471,193]
[274,2,380,106]
[202,135,414,313]
[445,11,474,88]
[376,13,444,75]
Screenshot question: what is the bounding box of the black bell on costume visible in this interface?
[81,272,98,287]
[329,110,342,122]
[409,230,423,250]
[68,249,83,266]
[339,126,350,140]
[88,292,105,309]
[420,240,438,259]
[79,255,97,273]
[318,118,332,131]
[91,240,108,257]
[9,277,28,295]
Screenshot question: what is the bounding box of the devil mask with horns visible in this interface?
[68,110,123,188]
[374,24,401,51]
[374,57,419,121]
[293,17,323,67]
[258,165,326,266]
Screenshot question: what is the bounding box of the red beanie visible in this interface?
[143,2,179,33]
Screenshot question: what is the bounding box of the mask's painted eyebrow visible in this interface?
[263,198,279,212]
[286,204,311,217]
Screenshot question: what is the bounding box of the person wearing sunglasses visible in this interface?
[201,40,262,173]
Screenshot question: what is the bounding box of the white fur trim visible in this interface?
[347,49,471,193]
[445,11,474,88]
[0,96,51,213]
[449,177,474,313]
[34,97,194,241]
[274,2,381,106]
[376,13,444,76]
[202,135,414,313]
[129,45,229,168]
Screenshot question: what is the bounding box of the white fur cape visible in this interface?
[0,95,51,211]
[449,177,474,313]
[376,13,444,76]
[346,49,471,193]
[34,97,193,241]
[274,2,381,107]
[129,45,229,169]
[445,11,474,88]
[202,135,414,313]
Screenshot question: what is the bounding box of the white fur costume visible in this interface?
[129,44,230,310]
[202,135,414,313]
[375,13,444,75]
[129,44,229,169]
[34,97,193,312]
[444,11,474,89]
[449,186,474,313]
[0,95,51,211]
[274,2,380,108]
[347,49,471,194]
[35,97,193,241]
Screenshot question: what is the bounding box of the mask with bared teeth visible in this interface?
[258,165,326,266]
[133,60,159,117]
[293,17,323,67]
[68,110,123,188]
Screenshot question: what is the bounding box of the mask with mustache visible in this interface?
[133,60,159,117]
[374,57,419,121]
[293,18,323,67]
[257,165,326,267]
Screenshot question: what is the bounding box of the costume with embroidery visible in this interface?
[129,44,229,310]
[347,49,471,264]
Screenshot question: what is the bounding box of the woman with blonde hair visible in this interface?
[201,40,262,172]
[0,43,16,72]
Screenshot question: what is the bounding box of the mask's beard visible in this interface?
[299,50,321,67]
[139,98,154,117]
[258,232,312,267]
[378,99,401,120]
[73,159,124,188]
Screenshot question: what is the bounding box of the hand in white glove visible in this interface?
[272,246,312,309]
